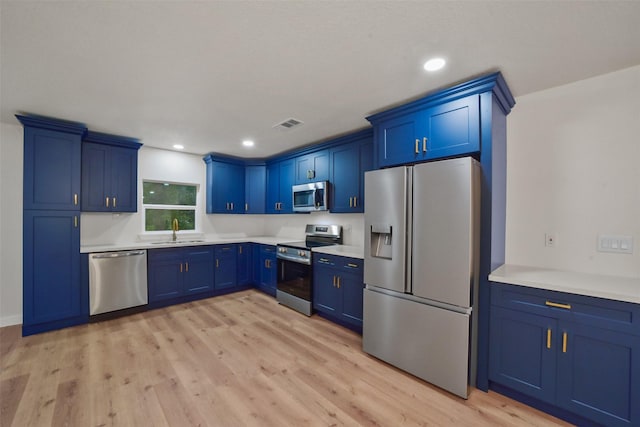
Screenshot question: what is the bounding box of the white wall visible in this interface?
[505,65,640,278]
[0,122,24,326]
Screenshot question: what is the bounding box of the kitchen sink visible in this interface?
[151,239,205,245]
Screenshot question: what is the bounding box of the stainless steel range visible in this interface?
[276,224,342,316]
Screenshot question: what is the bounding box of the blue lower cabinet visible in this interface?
[489,282,640,426]
[237,243,252,286]
[489,306,557,404]
[23,210,87,335]
[556,322,640,427]
[313,255,364,332]
[214,245,237,290]
[148,246,214,303]
[257,245,277,296]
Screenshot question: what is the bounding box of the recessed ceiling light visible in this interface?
[242,140,255,147]
[173,144,184,150]
[423,57,446,72]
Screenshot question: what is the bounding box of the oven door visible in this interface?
[277,258,312,301]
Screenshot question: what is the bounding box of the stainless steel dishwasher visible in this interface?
[89,250,148,315]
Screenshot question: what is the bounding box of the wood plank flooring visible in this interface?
[1,290,571,426]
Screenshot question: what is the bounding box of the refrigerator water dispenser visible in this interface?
[370,224,392,259]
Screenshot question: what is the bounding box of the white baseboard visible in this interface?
[0,315,22,328]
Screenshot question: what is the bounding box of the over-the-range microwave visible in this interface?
[292,181,328,212]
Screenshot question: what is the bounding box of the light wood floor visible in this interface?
[1,290,571,426]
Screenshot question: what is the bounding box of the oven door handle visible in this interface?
[276,253,311,265]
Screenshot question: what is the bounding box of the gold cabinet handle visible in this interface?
[349,197,353,208]
[216,259,219,268]
[231,202,234,210]
[415,139,420,154]
[545,301,572,310]
[74,216,78,228]
[74,193,78,205]
[185,262,189,272]
[332,275,336,286]
[562,332,568,353]
[423,137,428,152]
[347,263,359,268]
[337,276,340,289]
[245,203,248,211]
[239,246,243,254]
[112,197,116,208]
[546,329,552,349]
[353,197,357,208]
[105,197,110,208]
[180,263,183,273]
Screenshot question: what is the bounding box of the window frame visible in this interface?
[142,180,199,234]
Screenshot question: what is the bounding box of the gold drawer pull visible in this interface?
[545,301,571,310]
[347,263,359,268]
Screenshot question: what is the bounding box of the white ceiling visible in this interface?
[2,1,640,158]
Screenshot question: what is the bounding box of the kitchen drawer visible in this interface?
[314,253,363,274]
[491,282,639,335]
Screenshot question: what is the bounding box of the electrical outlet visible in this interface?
[597,235,633,254]
[545,233,557,247]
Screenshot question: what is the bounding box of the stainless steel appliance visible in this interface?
[277,224,342,315]
[89,250,148,315]
[363,157,480,399]
[292,181,328,212]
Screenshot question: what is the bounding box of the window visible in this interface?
[143,181,197,232]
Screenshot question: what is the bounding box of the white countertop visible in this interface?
[80,236,297,253]
[489,264,640,304]
[312,245,364,259]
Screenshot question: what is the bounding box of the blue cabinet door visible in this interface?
[330,143,359,213]
[489,306,557,404]
[81,142,110,211]
[109,145,138,212]
[23,210,84,334]
[556,322,640,427]
[313,262,339,314]
[206,159,245,213]
[81,142,139,212]
[295,149,329,184]
[214,245,237,290]
[376,111,422,168]
[339,265,364,326]
[148,248,183,302]
[258,245,277,295]
[424,94,480,160]
[185,247,214,295]
[237,243,252,286]
[266,160,294,213]
[278,159,295,213]
[23,127,82,210]
[245,165,266,214]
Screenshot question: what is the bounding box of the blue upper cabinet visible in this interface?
[204,155,246,214]
[245,164,266,214]
[81,131,142,212]
[266,158,294,213]
[329,130,373,213]
[295,149,329,184]
[18,115,86,211]
[370,94,480,168]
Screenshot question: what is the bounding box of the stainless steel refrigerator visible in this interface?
[363,157,480,399]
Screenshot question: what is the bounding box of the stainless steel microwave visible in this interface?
[292,181,328,212]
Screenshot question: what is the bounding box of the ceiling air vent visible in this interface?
[273,117,304,130]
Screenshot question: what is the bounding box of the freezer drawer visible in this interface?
[363,287,471,398]
[89,250,148,315]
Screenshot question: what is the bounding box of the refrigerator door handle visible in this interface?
[404,166,413,294]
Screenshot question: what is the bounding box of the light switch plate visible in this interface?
[597,235,633,254]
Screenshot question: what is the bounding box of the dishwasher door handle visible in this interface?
[92,250,146,259]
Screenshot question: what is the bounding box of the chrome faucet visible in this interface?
[172,218,179,242]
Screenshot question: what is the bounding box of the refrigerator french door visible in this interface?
[363,157,480,399]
